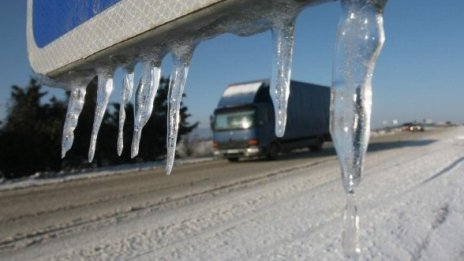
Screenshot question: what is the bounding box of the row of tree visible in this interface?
[0,77,197,179]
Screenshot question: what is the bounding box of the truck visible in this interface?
[211,79,331,161]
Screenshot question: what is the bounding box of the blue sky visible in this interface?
[0,0,463,129]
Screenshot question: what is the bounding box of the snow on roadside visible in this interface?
[0,157,212,192]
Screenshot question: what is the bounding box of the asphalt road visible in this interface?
[0,128,449,254]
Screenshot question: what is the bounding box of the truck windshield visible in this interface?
[214,110,255,131]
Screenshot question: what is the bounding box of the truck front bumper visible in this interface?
[213,146,262,159]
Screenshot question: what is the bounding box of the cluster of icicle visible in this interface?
[57,0,387,256]
[60,43,195,175]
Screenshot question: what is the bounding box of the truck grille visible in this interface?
[219,140,248,150]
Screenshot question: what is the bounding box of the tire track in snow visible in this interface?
[0,158,335,253]
[411,204,450,261]
[422,156,464,184]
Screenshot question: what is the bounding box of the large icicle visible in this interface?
[270,14,296,138]
[131,58,162,158]
[61,82,88,158]
[330,0,387,256]
[88,69,114,162]
[165,43,195,175]
[117,64,135,156]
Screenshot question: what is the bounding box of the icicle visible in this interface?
[61,84,87,158]
[117,64,135,156]
[270,15,296,138]
[88,69,114,162]
[342,192,360,257]
[131,58,161,158]
[330,0,387,256]
[165,43,196,175]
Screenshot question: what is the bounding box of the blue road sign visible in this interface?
[33,0,120,48]
[27,0,329,77]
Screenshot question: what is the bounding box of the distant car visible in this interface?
[402,123,425,132]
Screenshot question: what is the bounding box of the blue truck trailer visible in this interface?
[211,79,331,161]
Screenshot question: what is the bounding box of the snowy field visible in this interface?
[1,127,464,260]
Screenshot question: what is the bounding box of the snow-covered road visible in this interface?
[1,127,464,260]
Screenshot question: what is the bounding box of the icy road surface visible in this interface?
[1,127,464,260]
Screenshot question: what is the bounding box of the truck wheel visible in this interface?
[228,157,239,162]
[267,143,279,160]
[309,138,324,152]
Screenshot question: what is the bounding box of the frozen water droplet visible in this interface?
[131,59,161,158]
[342,192,360,258]
[61,84,87,158]
[117,64,135,156]
[89,69,114,162]
[165,43,196,175]
[270,16,296,138]
[330,0,387,255]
